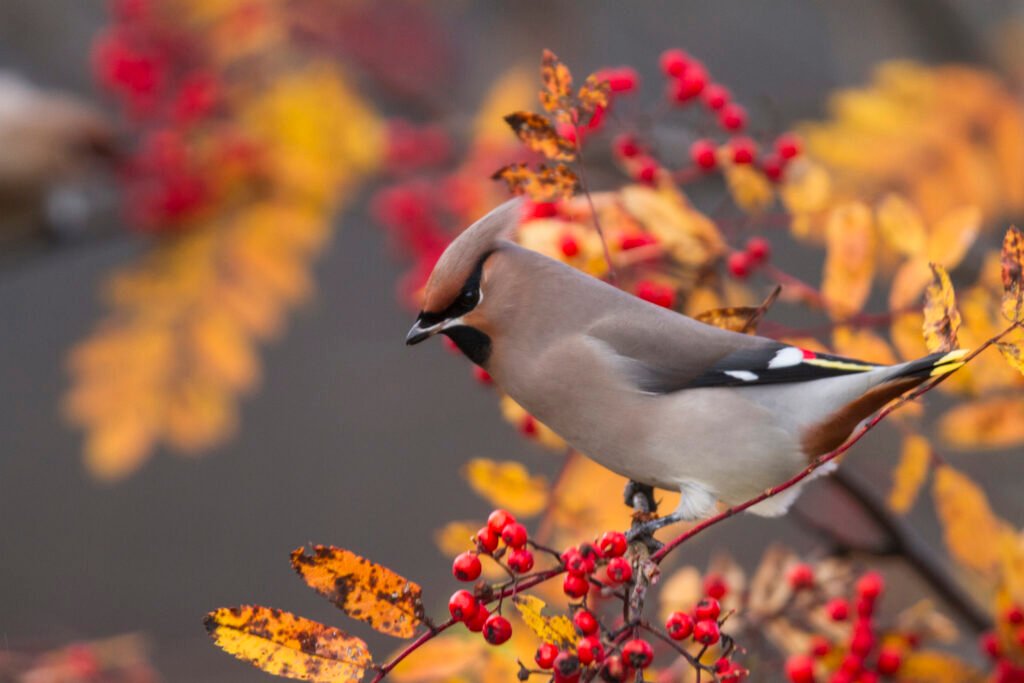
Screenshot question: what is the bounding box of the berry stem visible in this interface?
[572,126,617,283]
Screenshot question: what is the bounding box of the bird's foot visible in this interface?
[623,480,657,515]
[626,512,687,550]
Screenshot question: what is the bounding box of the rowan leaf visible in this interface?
[204,606,371,682]
[922,264,961,353]
[512,595,577,648]
[888,434,932,514]
[291,545,424,638]
[889,257,934,310]
[492,163,579,202]
[938,397,1024,449]
[822,202,875,319]
[538,49,573,119]
[932,465,1009,575]
[926,205,981,270]
[723,162,774,214]
[463,458,549,517]
[503,111,576,161]
[876,194,927,256]
[696,286,781,334]
[577,73,610,121]
[898,650,984,683]
[1001,225,1024,322]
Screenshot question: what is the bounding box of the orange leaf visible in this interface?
[922,264,961,353]
[932,465,1009,576]
[291,545,424,638]
[463,458,549,516]
[832,327,897,365]
[492,163,579,202]
[822,202,875,319]
[898,650,984,682]
[939,397,1024,449]
[888,434,931,514]
[577,73,610,122]
[538,49,573,119]
[926,205,981,270]
[876,194,926,257]
[695,286,781,334]
[503,111,576,161]
[512,595,578,649]
[1001,225,1024,322]
[204,606,371,682]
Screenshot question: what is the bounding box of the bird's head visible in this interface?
[405,199,523,365]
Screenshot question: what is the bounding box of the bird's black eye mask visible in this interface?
[417,250,492,327]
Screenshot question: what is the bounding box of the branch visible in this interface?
[651,321,1021,564]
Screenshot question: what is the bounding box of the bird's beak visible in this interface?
[405,314,444,346]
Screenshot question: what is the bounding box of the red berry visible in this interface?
[727,252,753,279]
[761,153,785,182]
[613,134,641,159]
[601,655,627,682]
[553,652,581,683]
[577,635,605,665]
[775,133,802,159]
[597,531,628,558]
[666,611,694,640]
[857,572,884,601]
[730,137,757,164]
[465,604,490,632]
[840,653,863,675]
[619,233,658,250]
[563,573,589,598]
[622,639,654,669]
[849,622,875,657]
[860,673,879,683]
[810,636,831,658]
[1006,606,1024,625]
[605,67,639,93]
[659,48,690,77]
[536,642,559,669]
[636,158,658,184]
[520,415,538,436]
[980,631,1002,659]
[876,647,902,675]
[487,509,515,534]
[483,614,512,645]
[856,596,875,619]
[573,609,599,635]
[702,83,730,111]
[786,563,814,590]
[453,552,482,582]
[719,104,747,132]
[558,233,580,258]
[606,557,633,584]
[448,590,478,622]
[524,201,559,220]
[635,280,676,308]
[704,573,728,599]
[690,139,718,171]
[476,526,500,553]
[501,522,528,548]
[671,64,708,103]
[826,598,849,621]
[562,546,597,576]
[693,619,721,645]
[508,548,534,573]
[694,597,721,621]
[785,654,816,683]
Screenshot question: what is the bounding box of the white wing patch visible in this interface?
[724,370,759,382]
[767,346,804,369]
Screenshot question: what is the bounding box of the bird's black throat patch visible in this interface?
[442,326,492,366]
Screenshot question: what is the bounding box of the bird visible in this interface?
[405,198,966,533]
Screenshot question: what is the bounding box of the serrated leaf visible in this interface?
[1001,225,1024,322]
[512,595,577,648]
[503,111,576,161]
[492,163,579,202]
[888,434,931,514]
[922,263,961,353]
[291,545,423,638]
[822,202,875,319]
[938,397,1024,449]
[538,49,573,119]
[204,606,371,682]
[932,465,1009,576]
[463,458,549,517]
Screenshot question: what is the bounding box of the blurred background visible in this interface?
[2,2,1024,681]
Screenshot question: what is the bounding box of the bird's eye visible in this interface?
[460,289,476,303]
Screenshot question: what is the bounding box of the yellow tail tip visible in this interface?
[929,349,970,376]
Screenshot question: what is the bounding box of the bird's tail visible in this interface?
[890,349,970,380]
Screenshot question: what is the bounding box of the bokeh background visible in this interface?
[1,2,1023,681]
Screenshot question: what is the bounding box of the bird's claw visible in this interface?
[623,480,657,514]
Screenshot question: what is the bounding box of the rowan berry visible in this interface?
[452,552,482,582]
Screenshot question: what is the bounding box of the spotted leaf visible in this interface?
[922,264,961,353]
[1001,225,1024,322]
[291,545,423,638]
[503,111,576,161]
[538,49,573,119]
[577,73,610,122]
[492,163,579,202]
[512,595,577,649]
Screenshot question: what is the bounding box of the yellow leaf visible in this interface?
[577,73,610,120]
[618,184,725,267]
[891,312,930,361]
[932,465,1009,575]
[512,595,577,648]
[291,546,423,638]
[503,111,576,161]
[939,397,1024,449]
[890,257,934,310]
[1001,225,1024,322]
[780,158,832,218]
[492,163,579,202]
[723,162,774,215]
[832,327,897,365]
[822,202,875,319]
[922,264,962,353]
[390,635,486,683]
[888,434,931,513]
[926,206,981,270]
[695,286,781,335]
[204,606,371,682]
[899,650,984,683]
[463,459,549,517]
[876,194,927,256]
[474,67,535,147]
[538,49,573,119]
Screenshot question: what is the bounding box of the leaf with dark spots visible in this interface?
[503,111,576,161]
[492,163,579,202]
[205,605,371,682]
[1001,225,1024,322]
[539,49,573,120]
[291,545,424,638]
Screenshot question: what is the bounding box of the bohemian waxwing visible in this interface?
[406,199,966,532]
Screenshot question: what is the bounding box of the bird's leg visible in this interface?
[624,480,666,551]
[626,512,687,543]
[623,480,657,515]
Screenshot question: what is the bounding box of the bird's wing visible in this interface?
[586,309,883,394]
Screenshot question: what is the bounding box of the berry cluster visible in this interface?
[785,571,910,683]
[727,236,772,279]
[978,605,1024,682]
